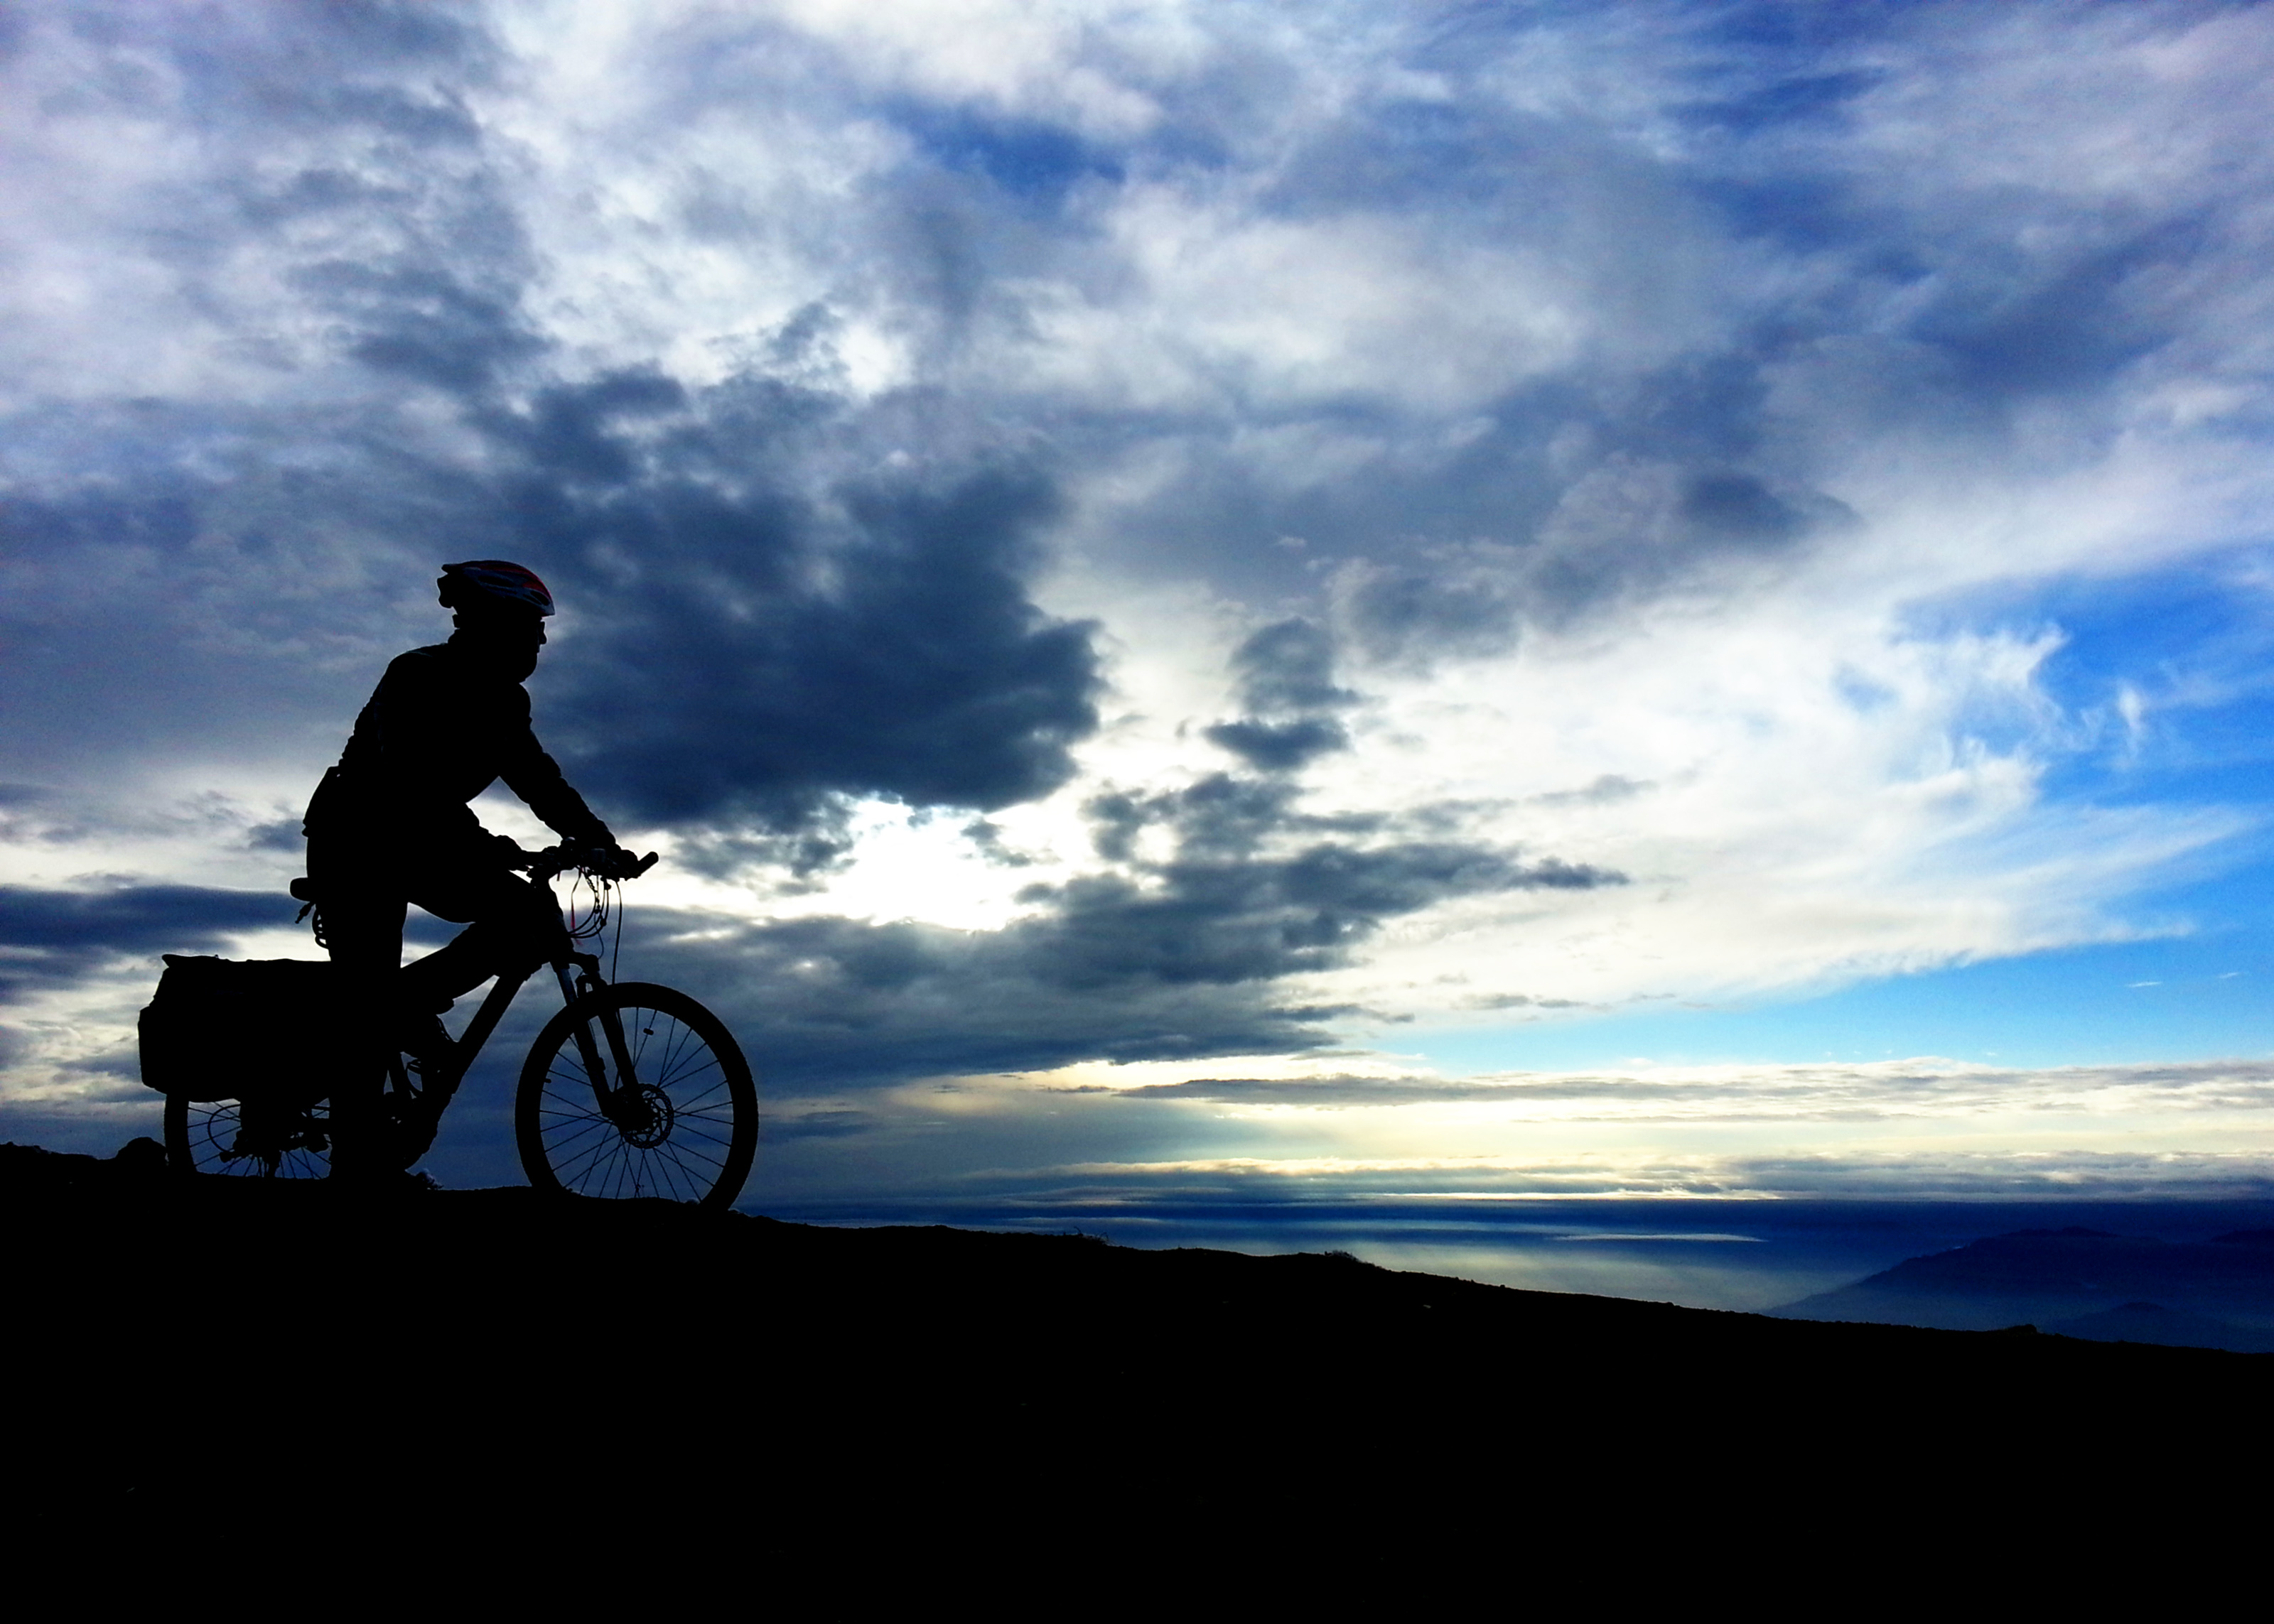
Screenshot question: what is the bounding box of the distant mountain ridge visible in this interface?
[1774,1225,2274,1351]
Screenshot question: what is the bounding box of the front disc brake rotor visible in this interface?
[615,1083,675,1149]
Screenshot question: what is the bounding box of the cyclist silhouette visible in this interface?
[303,560,633,1179]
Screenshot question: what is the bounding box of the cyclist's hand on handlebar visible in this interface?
[578,841,657,881]
[521,840,658,881]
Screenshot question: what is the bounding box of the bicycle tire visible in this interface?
[163,1091,333,1179]
[514,982,757,1211]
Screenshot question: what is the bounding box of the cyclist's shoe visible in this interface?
[389,1098,446,1166]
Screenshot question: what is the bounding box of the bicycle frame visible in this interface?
[383,866,652,1143]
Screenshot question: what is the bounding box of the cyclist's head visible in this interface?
[438,559,556,621]
[440,560,550,678]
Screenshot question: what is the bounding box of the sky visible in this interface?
[8,0,2274,1304]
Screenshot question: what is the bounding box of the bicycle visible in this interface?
[161,844,758,1211]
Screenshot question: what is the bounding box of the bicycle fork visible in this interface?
[553,954,654,1136]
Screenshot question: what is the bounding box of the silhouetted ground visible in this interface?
[9,1142,2268,1559]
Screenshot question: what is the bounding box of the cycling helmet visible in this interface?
[438,559,555,617]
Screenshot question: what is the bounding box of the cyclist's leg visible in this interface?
[400,856,562,1009]
[311,850,408,1183]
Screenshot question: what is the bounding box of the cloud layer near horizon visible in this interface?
[7,1,2274,1203]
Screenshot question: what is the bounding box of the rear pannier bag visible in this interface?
[139,954,352,1104]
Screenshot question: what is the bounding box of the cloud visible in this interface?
[1114,1056,2274,1120]
[1033,1148,2274,1203]
[0,884,296,999]
[0,879,476,1008]
[625,909,1349,1090]
[1223,617,1356,716]
[529,413,1105,828]
[1202,617,1355,770]
[628,786,1619,1089]
[0,6,1105,842]
[1204,718,1348,772]
[8,0,2274,1217]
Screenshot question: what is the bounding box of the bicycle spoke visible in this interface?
[664,1149,713,1200]
[664,1036,715,1089]
[654,1147,719,1188]
[651,1136,724,1176]
[577,1146,623,1191]
[576,1132,635,1192]
[576,1142,623,1197]
[660,1056,726,1093]
[657,1130,729,1166]
[658,1019,696,1081]
[644,1150,689,1203]
[558,1129,624,1189]
[536,1114,611,1140]
[670,1090,731,1125]
[544,1130,616,1173]
[519,987,752,1206]
[664,1150,706,1201]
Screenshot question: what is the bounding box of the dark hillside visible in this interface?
[9,1144,2268,1548]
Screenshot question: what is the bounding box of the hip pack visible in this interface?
[138,953,353,1104]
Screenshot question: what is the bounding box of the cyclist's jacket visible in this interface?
[303,635,612,854]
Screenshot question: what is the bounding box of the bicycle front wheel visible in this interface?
[514,982,757,1211]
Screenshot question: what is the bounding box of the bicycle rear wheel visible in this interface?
[164,1093,332,1179]
[514,982,757,1211]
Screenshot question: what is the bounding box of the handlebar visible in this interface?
[522,844,659,883]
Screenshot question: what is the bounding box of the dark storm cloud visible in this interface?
[0,8,1103,838]
[1204,617,1354,772]
[1203,718,1348,773]
[1025,838,1580,991]
[1096,371,1855,671]
[1908,217,2209,401]
[498,374,1105,827]
[1224,619,1354,715]
[624,771,1622,1092]
[0,381,1109,835]
[0,884,295,1000]
[0,882,462,1002]
[1319,449,1849,666]
[626,909,1352,1090]
[1085,774,1354,862]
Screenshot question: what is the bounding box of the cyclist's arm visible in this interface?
[499,700,614,850]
